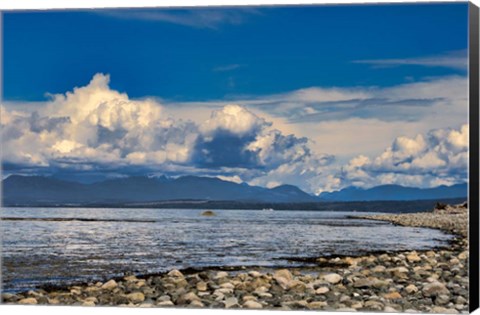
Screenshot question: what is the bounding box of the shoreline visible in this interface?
[1,205,469,313]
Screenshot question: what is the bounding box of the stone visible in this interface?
[157,295,171,302]
[405,284,419,294]
[287,280,307,292]
[432,306,458,313]
[196,281,208,291]
[364,300,384,311]
[214,271,229,279]
[18,298,38,305]
[315,287,329,294]
[181,292,200,302]
[224,297,239,308]
[126,292,145,304]
[189,300,204,308]
[351,302,363,309]
[353,278,375,288]
[168,269,184,278]
[372,265,386,273]
[322,273,342,284]
[124,275,138,282]
[383,292,402,300]
[157,301,174,306]
[220,282,235,289]
[101,279,118,290]
[82,301,95,306]
[283,300,309,308]
[242,295,257,302]
[339,294,350,302]
[274,269,293,282]
[458,251,468,260]
[308,301,328,309]
[384,306,398,312]
[275,276,290,289]
[407,252,422,262]
[389,266,409,274]
[450,258,460,265]
[1,293,16,301]
[337,307,357,312]
[84,297,98,303]
[423,281,450,296]
[243,300,263,309]
[249,271,262,278]
[70,289,81,295]
[456,296,467,305]
[436,294,451,305]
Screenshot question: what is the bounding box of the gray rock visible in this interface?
[224,297,239,308]
[423,281,450,296]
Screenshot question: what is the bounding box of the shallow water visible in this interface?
[1,208,453,292]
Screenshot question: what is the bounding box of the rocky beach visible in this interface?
[1,203,469,313]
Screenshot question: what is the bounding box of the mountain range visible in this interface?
[1,175,468,206]
[318,183,468,202]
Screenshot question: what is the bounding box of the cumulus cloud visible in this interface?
[1,73,469,194]
[1,74,336,193]
[192,104,330,188]
[334,124,469,189]
[1,74,198,170]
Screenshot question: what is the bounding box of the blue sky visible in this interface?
[4,4,468,101]
[1,3,470,193]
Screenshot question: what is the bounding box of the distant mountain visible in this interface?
[318,183,468,201]
[1,175,319,206]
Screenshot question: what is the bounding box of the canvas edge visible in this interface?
[469,1,480,313]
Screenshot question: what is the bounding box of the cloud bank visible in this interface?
[1,74,332,193]
[1,73,468,194]
[336,124,469,189]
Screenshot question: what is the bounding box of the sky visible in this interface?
[1,3,470,194]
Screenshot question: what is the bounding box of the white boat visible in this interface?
[262,208,274,211]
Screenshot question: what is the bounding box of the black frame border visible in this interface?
[469,1,479,313]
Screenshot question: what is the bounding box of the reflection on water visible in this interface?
[1,208,453,292]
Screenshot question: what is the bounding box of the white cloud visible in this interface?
[2,73,469,194]
[199,104,269,137]
[1,74,335,194]
[1,74,198,169]
[353,50,468,70]
[99,8,257,29]
[336,124,469,189]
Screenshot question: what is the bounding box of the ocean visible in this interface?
[1,208,453,292]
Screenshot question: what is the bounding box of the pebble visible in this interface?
[18,298,38,305]
[383,291,402,300]
[196,281,208,291]
[126,292,145,303]
[101,279,118,290]
[224,297,239,308]
[189,300,204,308]
[315,287,329,294]
[423,281,450,296]
[322,273,342,284]
[214,271,229,279]
[243,300,263,309]
[167,269,184,278]
[405,284,419,294]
